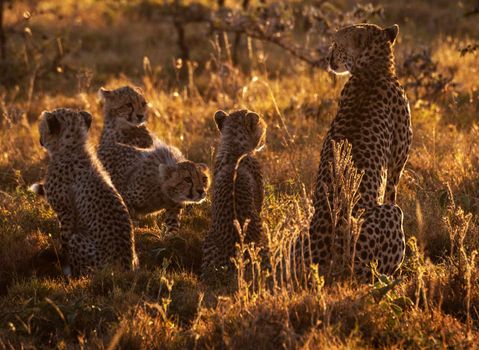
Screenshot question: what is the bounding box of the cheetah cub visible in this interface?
[38,108,139,276]
[201,109,267,276]
[97,86,210,234]
[98,86,154,148]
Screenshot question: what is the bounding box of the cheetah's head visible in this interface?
[328,23,399,75]
[159,161,211,204]
[99,86,148,129]
[39,108,92,154]
[214,109,266,155]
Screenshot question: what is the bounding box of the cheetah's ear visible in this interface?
[214,110,228,131]
[245,111,260,131]
[98,87,113,101]
[42,111,61,135]
[384,24,399,45]
[133,86,144,94]
[79,111,93,130]
[196,163,210,174]
[159,164,175,180]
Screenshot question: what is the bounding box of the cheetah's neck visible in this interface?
[352,47,397,81]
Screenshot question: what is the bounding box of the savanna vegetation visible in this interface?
[1,0,479,348]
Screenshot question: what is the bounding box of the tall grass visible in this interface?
[1,0,479,348]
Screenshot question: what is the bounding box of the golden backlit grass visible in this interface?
[1,0,479,348]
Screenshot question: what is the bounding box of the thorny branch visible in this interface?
[0,0,6,61]
[137,1,383,69]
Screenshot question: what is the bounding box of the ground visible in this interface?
[1,0,479,349]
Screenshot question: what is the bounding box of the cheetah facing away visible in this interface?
[300,24,412,278]
[201,109,267,276]
[98,86,210,234]
[38,108,139,276]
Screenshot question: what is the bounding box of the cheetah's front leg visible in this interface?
[67,234,98,276]
[56,210,77,277]
[163,205,183,235]
[385,136,411,204]
[385,163,405,204]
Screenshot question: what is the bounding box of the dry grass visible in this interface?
[1,0,479,348]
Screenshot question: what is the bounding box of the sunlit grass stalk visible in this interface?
[408,237,428,310]
[442,184,477,335]
[323,140,364,281]
[463,248,477,335]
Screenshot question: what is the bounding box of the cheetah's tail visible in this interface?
[29,182,45,196]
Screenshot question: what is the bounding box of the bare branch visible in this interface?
[464,7,479,17]
[0,0,6,61]
[459,43,479,57]
[134,1,382,69]
[232,0,249,65]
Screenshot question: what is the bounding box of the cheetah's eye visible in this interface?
[184,176,192,184]
[126,102,134,110]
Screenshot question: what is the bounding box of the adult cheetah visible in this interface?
[201,109,267,276]
[38,108,139,276]
[301,24,412,278]
[98,86,210,234]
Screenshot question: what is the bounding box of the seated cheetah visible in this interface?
[299,24,412,278]
[38,108,139,276]
[97,86,210,234]
[201,109,267,276]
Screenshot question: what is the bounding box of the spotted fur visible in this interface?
[38,108,139,276]
[301,24,412,278]
[98,86,210,234]
[201,109,267,276]
[99,86,154,148]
